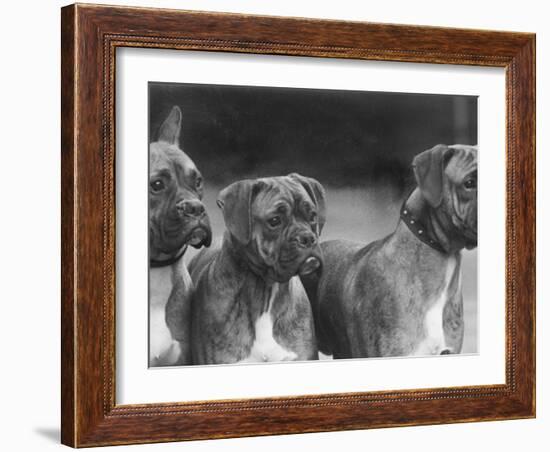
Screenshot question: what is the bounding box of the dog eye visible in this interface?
[150,179,165,192]
[309,212,317,223]
[463,178,477,190]
[195,176,203,188]
[267,216,282,227]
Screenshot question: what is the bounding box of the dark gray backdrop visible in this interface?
[149,82,477,195]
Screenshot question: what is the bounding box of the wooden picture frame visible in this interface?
[61,3,535,447]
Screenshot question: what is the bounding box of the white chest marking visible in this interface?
[239,281,298,363]
[413,257,458,356]
[149,261,191,366]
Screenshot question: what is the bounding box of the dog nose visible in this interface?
[296,232,317,248]
[176,199,205,217]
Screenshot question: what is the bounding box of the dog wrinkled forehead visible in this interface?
[251,176,312,215]
[446,145,478,181]
[149,142,198,177]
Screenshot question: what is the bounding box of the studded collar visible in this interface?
[400,194,446,254]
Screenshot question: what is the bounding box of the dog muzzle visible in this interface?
[187,222,212,248]
[298,256,321,276]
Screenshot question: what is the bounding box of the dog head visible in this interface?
[217,173,326,282]
[149,106,212,261]
[413,144,478,250]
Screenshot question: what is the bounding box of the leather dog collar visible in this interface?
[150,245,188,268]
[400,196,446,254]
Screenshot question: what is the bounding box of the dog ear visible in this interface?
[412,144,454,207]
[158,106,182,145]
[217,180,259,245]
[288,173,327,235]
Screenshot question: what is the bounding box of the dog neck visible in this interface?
[402,189,465,254]
[150,244,188,268]
[217,233,290,318]
[221,232,278,285]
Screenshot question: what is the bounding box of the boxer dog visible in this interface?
[302,144,477,358]
[189,174,326,365]
[149,106,212,367]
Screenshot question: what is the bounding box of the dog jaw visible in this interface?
[298,256,321,276]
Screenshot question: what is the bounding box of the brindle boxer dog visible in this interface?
[302,144,477,358]
[149,106,212,367]
[189,174,326,365]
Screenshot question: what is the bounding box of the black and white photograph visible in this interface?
[148,81,478,367]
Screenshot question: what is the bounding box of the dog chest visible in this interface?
[239,281,299,363]
[149,262,191,365]
[413,256,459,356]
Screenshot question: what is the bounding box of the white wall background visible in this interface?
[0,1,545,451]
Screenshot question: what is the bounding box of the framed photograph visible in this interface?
[61,3,535,447]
